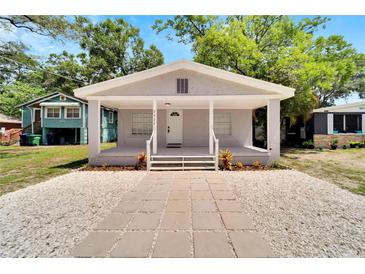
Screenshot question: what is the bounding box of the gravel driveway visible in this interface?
[0,170,364,257]
[225,170,365,257]
[0,171,146,257]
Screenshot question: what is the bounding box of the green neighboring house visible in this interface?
[18,92,117,145]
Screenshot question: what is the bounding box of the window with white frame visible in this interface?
[109,112,114,123]
[46,107,60,118]
[65,107,80,119]
[214,113,232,135]
[131,113,152,136]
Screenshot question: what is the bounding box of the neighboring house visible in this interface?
[17,92,117,145]
[0,114,22,145]
[74,60,294,170]
[0,113,21,130]
[312,101,365,147]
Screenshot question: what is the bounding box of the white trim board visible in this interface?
[313,100,365,113]
[64,106,81,119]
[44,106,61,119]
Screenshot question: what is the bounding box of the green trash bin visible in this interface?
[28,134,42,146]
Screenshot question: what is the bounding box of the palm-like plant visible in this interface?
[219,149,233,171]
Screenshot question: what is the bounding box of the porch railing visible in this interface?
[211,129,219,171]
[146,130,155,171]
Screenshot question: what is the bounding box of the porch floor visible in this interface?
[100,145,268,157]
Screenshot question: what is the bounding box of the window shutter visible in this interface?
[177,79,181,93]
[177,78,188,93]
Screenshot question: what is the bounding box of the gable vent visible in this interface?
[177,78,188,94]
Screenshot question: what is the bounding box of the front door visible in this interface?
[34,109,41,121]
[166,109,183,145]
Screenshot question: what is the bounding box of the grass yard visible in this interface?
[280,147,365,195]
[0,143,116,196]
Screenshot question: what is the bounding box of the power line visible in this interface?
[0,55,88,84]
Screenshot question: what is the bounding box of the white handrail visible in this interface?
[146,130,155,171]
[211,129,219,171]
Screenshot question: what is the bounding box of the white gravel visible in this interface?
[225,170,365,257]
[0,171,146,257]
[1,169,364,257]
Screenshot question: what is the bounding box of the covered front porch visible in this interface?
[73,60,294,170]
[86,96,280,170]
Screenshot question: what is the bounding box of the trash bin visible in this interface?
[47,133,54,145]
[20,134,29,146]
[28,134,42,146]
[59,137,65,145]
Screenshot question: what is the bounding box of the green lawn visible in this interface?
[280,148,365,195]
[0,143,116,196]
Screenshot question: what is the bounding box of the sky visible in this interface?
[1,15,365,104]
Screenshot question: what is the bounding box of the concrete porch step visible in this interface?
[151,160,215,164]
[149,155,217,171]
[150,166,216,171]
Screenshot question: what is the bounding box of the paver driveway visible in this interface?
[72,171,273,258]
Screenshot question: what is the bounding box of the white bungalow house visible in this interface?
[74,60,294,170]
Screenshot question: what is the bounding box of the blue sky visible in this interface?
[1,15,364,103]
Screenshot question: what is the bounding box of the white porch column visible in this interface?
[209,100,214,154]
[88,100,101,163]
[267,99,280,161]
[327,113,334,134]
[153,99,157,154]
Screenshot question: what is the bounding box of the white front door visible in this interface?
[166,109,183,144]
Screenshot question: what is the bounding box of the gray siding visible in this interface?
[314,113,328,134]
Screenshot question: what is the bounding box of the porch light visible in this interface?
[164,102,171,106]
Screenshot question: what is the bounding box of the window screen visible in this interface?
[177,78,188,93]
[214,113,232,135]
[345,114,361,132]
[132,113,153,136]
[333,114,344,133]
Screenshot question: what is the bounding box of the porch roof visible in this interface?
[91,95,277,110]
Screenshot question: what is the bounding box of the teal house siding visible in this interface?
[42,107,83,128]
[21,106,32,128]
[101,108,118,143]
[18,92,118,145]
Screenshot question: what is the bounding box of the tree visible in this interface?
[154,15,365,120]
[304,35,364,106]
[78,18,164,83]
[0,15,79,40]
[153,15,218,44]
[22,18,165,94]
[0,42,40,86]
[0,81,46,117]
[23,51,87,95]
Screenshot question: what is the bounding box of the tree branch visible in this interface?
[0,16,50,37]
[187,17,205,37]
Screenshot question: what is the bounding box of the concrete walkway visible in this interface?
[72,171,273,258]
